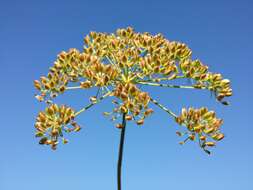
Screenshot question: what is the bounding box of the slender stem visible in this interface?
[150,98,177,118]
[117,113,127,190]
[137,81,207,90]
[106,55,117,67]
[74,91,111,117]
[137,76,186,83]
[66,86,83,90]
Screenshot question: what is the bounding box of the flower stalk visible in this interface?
[75,91,111,117]
[137,81,207,90]
[117,113,127,190]
[150,98,177,118]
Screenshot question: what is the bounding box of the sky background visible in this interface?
[0,0,252,189]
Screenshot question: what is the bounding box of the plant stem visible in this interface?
[66,86,83,90]
[137,81,207,89]
[74,91,111,117]
[117,113,127,190]
[150,97,177,118]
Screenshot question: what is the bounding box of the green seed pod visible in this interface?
[212,133,225,141]
[46,106,54,115]
[62,138,69,144]
[65,107,73,116]
[64,117,71,124]
[175,117,183,125]
[39,137,48,145]
[52,104,59,113]
[203,111,215,120]
[204,127,215,134]
[193,125,202,133]
[38,112,46,122]
[35,132,44,137]
[73,124,81,132]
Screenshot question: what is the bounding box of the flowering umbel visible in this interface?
[35,104,80,150]
[175,107,224,154]
[34,27,232,153]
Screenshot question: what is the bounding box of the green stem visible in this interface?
[117,113,127,190]
[137,81,207,89]
[74,92,111,117]
[150,98,177,118]
[66,86,83,90]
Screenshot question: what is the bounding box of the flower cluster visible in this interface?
[35,104,81,150]
[175,107,224,153]
[83,27,192,80]
[33,27,232,152]
[179,59,232,103]
[82,59,119,87]
[34,27,232,104]
[111,83,152,126]
[34,49,82,99]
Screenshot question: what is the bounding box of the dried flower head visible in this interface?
[34,104,80,150]
[34,27,232,153]
[175,107,225,153]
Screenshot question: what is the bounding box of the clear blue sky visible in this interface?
[0,0,252,189]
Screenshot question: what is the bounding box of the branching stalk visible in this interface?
[66,86,83,90]
[150,98,177,118]
[74,91,111,117]
[137,81,207,90]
